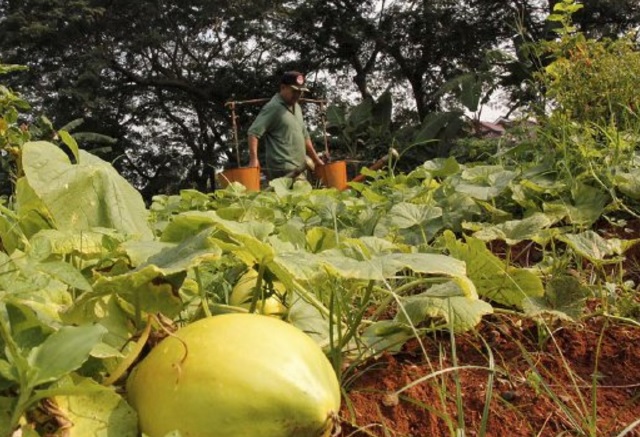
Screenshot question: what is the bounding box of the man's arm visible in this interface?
[305,138,324,168]
[248,135,260,168]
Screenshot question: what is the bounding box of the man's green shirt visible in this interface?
[248,93,310,175]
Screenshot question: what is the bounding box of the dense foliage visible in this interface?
[1,0,638,195]
[0,2,639,435]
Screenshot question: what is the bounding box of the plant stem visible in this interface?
[0,312,33,433]
[339,280,374,348]
[194,267,212,317]
[249,262,267,314]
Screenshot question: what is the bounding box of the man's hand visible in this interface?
[311,155,324,169]
[249,157,260,168]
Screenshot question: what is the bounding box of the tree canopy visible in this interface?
[1,0,638,197]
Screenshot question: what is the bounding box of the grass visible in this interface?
[337,302,640,436]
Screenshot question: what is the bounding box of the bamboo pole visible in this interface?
[224,98,328,107]
[319,101,330,159]
[228,102,240,167]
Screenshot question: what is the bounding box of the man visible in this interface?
[248,71,324,180]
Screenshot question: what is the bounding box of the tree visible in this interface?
[0,0,290,195]
[2,0,639,197]
[549,0,640,38]
[283,0,520,120]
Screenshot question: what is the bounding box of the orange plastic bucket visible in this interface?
[317,160,347,190]
[218,167,261,191]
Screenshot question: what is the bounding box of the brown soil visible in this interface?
[338,314,640,437]
[337,219,640,437]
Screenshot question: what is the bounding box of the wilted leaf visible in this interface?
[523,275,589,321]
[49,376,138,437]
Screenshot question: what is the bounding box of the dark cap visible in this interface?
[281,71,310,92]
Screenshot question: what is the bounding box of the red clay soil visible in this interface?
[338,218,640,437]
[337,314,640,437]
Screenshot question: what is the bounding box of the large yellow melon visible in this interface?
[126,314,340,437]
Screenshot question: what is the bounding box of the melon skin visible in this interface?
[230,269,287,316]
[126,314,340,437]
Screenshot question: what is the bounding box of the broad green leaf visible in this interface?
[14,177,56,239]
[58,130,80,164]
[29,228,125,261]
[119,240,176,267]
[5,301,54,350]
[545,183,608,227]
[439,192,482,230]
[347,98,373,127]
[1,259,73,327]
[275,223,307,250]
[288,295,333,348]
[276,244,468,283]
[380,253,467,278]
[0,63,28,74]
[90,342,125,359]
[380,202,443,231]
[159,211,218,243]
[0,359,17,384]
[306,227,339,253]
[273,251,325,282]
[452,166,517,201]
[27,324,107,387]
[58,118,85,132]
[474,200,513,221]
[305,194,348,226]
[442,231,544,308]
[470,212,555,245]
[92,266,183,317]
[0,396,14,437]
[553,0,583,13]
[270,177,313,198]
[326,105,346,129]
[546,13,564,21]
[5,290,72,328]
[48,376,138,437]
[142,228,221,275]
[558,230,628,263]
[63,296,136,354]
[349,236,399,255]
[414,112,458,144]
[162,212,274,265]
[0,205,29,254]
[304,251,468,282]
[359,186,389,203]
[523,275,589,321]
[397,287,493,332]
[34,261,92,292]
[206,215,276,264]
[458,73,482,112]
[615,169,640,200]
[21,141,153,240]
[362,321,415,355]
